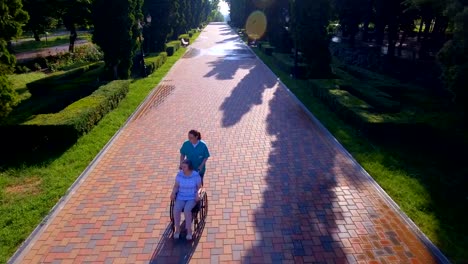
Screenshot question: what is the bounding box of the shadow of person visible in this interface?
[149,220,206,264]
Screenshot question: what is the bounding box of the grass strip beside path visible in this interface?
[0,45,189,264]
[252,48,465,262]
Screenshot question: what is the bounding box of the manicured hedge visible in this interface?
[178,34,190,41]
[309,79,372,129]
[308,79,432,142]
[145,52,168,75]
[0,80,130,155]
[272,52,308,79]
[27,63,103,96]
[333,67,401,112]
[166,41,181,56]
[261,44,275,55]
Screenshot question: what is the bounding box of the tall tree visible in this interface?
[331,0,368,46]
[293,0,332,77]
[55,0,92,52]
[0,0,28,118]
[265,0,291,52]
[168,0,183,39]
[22,0,58,41]
[92,0,143,79]
[143,0,172,52]
[437,1,468,123]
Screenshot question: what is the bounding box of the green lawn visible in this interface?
[253,48,466,262]
[7,72,48,101]
[0,44,190,264]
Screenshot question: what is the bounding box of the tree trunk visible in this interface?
[398,31,407,57]
[7,41,14,54]
[362,0,374,42]
[419,17,433,59]
[387,19,398,58]
[417,19,424,42]
[113,64,119,80]
[375,22,385,46]
[33,30,41,41]
[68,25,77,53]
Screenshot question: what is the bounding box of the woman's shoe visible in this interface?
[186,233,193,240]
[174,232,180,239]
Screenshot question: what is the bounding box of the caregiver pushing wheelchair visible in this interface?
[170,130,210,240]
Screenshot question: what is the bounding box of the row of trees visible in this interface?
[0,0,220,118]
[227,0,468,120]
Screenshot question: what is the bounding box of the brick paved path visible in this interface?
[10,23,448,264]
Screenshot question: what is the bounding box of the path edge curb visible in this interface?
[236,25,451,264]
[8,49,188,264]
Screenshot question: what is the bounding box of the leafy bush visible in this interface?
[145,52,168,75]
[0,80,130,155]
[178,34,190,41]
[165,40,181,56]
[0,75,18,119]
[16,45,103,73]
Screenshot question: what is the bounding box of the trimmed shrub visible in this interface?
[309,79,373,129]
[0,80,130,156]
[332,66,401,112]
[272,53,308,79]
[165,41,181,56]
[27,63,103,96]
[260,44,275,56]
[145,52,168,75]
[178,34,190,41]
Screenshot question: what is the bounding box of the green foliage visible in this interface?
[45,45,103,72]
[26,63,102,96]
[0,0,29,42]
[92,0,143,79]
[178,34,190,41]
[0,0,28,119]
[165,40,181,56]
[22,0,57,40]
[145,52,168,75]
[0,76,18,119]
[437,4,468,120]
[271,52,308,79]
[1,80,129,158]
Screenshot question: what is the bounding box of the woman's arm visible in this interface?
[170,181,179,200]
[198,157,208,171]
[179,154,185,169]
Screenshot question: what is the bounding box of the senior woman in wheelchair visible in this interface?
[170,159,202,240]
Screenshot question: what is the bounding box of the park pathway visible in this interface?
[10,23,448,264]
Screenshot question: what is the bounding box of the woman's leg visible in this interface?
[184,200,197,236]
[173,200,186,236]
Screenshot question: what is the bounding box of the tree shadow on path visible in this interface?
[241,87,362,263]
[219,61,277,127]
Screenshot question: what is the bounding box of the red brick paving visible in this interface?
[10,23,448,263]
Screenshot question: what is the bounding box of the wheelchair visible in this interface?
[170,189,208,235]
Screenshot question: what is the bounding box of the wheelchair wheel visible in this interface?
[170,199,175,232]
[200,191,208,222]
